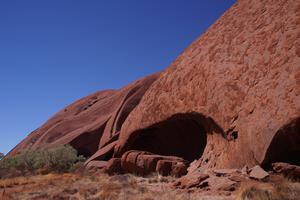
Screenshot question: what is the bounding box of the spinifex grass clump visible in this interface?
[236,176,300,200]
[0,145,85,178]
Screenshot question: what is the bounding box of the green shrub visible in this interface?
[0,152,4,160]
[0,145,85,178]
[40,145,85,172]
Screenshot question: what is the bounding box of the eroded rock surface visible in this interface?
[8,0,300,190]
[249,165,269,180]
[175,168,245,192]
[8,73,160,161]
[120,150,188,177]
[117,0,300,170]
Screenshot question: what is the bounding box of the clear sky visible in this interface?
[0,0,236,154]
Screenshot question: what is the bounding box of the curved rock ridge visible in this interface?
[8,73,160,158]
[9,0,300,176]
[116,0,300,169]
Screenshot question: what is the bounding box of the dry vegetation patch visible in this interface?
[0,173,234,200]
[236,176,300,200]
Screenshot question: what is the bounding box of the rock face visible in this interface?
[249,165,269,180]
[175,168,243,192]
[116,0,300,170]
[8,73,160,160]
[9,0,300,183]
[120,150,188,177]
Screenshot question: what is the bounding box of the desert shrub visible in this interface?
[0,145,85,178]
[237,185,279,200]
[236,178,300,200]
[38,145,85,172]
[0,152,4,160]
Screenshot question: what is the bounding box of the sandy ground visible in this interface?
[0,173,234,200]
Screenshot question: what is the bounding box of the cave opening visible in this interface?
[262,118,300,169]
[69,121,108,158]
[126,113,211,162]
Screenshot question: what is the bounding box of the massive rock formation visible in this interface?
[8,73,160,159]
[9,0,300,179]
[116,0,300,170]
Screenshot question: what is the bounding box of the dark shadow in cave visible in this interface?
[123,112,224,162]
[69,121,108,157]
[262,117,300,169]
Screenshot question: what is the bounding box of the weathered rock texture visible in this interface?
[8,73,160,160]
[116,0,300,170]
[120,150,188,177]
[9,0,300,179]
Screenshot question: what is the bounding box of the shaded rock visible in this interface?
[85,141,117,164]
[156,160,173,176]
[175,171,210,189]
[249,165,269,180]
[213,169,239,176]
[241,165,249,175]
[155,160,187,177]
[121,151,151,175]
[171,162,188,177]
[262,118,300,168]
[106,158,122,175]
[272,162,300,180]
[121,150,187,176]
[228,175,247,183]
[86,161,107,170]
[206,176,237,191]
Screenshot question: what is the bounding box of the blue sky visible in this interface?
[0,0,235,154]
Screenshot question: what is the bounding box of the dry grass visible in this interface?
[236,176,300,200]
[0,173,233,200]
[1,172,299,200]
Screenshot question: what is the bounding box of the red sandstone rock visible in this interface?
[175,168,243,191]
[116,0,300,171]
[8,0,300,183]
[86,161,107,170]
[85,141,117,164]
[175,172,209,189]
[205,176,237,191]
[121,150,188,176]
[121,151,150,175]
[156,160,187,177]
[156,160,173,176]
[8,73,160,160]
[241,166,249,175]
[171,162,188,177]
[105,158,122,175]
[213,169,239,177]
[249,165,269,180]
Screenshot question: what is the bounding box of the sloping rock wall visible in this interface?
[8,73,160,158]
[116,0,300,169]
[9,0,300,175]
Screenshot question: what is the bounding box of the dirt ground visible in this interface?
[0,173,235,200]
[0,172,299,200]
